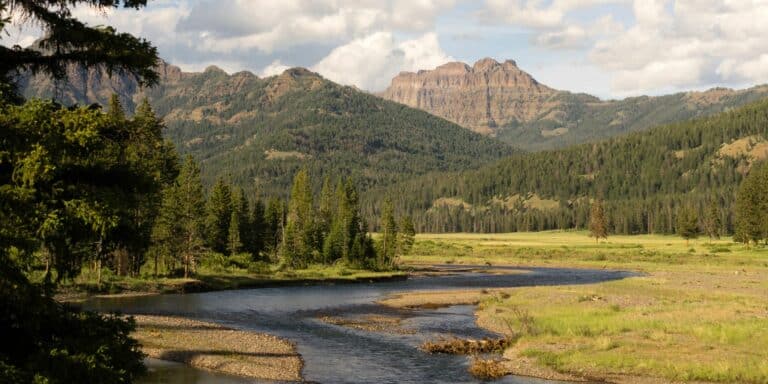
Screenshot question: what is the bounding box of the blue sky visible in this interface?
[3,0,768,99]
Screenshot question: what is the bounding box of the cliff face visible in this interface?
[380,58,558,135]
[18,60,183,112]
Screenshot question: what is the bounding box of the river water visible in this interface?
[86,266,633,384]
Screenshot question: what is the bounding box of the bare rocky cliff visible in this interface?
[379,58,558,135]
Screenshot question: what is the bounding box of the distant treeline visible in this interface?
[364,99,768,235]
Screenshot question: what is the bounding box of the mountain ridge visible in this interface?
[379,57,768,150]
[17,60,514,196]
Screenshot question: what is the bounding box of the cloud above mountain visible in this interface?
[3,0,768,97]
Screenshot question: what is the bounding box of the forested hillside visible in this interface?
[19,63,514,195]
[368,99,768,234]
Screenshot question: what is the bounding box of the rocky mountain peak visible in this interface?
[472,57,500,71]
[379,58,556,135]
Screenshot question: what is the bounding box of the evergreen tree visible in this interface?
[676,207,699,246]
[205,178,233,254]
[107,94,126,122]
[317,176,335,245]
[264,197,285,258]
[282,169,315,267]
[377,198,398,270]
[152,155,205,277]
[114,97,178,276]
[248,196,267,260]
[227,189,246,255]
[703,201,722,242]
[398,216,416,256]
[588,200,608,243]
[734,162,768,244]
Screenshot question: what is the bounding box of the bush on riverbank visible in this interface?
[421,337,516,355]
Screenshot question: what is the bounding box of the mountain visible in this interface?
[16,62,514,195]
[368,99,768,234]
[380,58,768,150]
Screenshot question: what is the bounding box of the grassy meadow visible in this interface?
[404,231,768,383]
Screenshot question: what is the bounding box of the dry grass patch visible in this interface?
[469,357,508,380]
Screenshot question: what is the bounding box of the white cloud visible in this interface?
[312,32,452,91]
[588,0,768,93]
[483,0,627,28]
[535,25,589,49]
[259,60,291,77]
[174,0,455,54]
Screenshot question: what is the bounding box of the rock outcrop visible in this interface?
[379,58,557,135]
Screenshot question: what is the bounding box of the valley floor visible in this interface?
[389,231,768,383]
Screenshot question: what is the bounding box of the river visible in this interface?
[86,266,633,384]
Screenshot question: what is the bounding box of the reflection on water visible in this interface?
[88,266,632,384]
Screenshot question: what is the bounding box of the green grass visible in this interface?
[404,231,768,271]
[407,231,768,383]
[57,255,404,298]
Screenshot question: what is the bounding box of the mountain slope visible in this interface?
[18,63,514,194]
[380,58,768,150]
[369,99,768,234]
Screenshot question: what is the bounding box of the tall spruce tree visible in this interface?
[676,207,699,246]
[282,169,315,267]
[248,196,267,260]
[734,162,768,244]
[703,201,722,242]
[377,198,398,270]
[398,216,416,256]
[264,197,285,258]
[206,178,233,254]
[152,155,205,278]
[227,189,246,255]
[317,176,335,245]
[588,200,608,243]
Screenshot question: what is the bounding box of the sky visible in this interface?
[3,0,768,99]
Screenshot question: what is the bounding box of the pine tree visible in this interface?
[317,176,335,245]
[377,198,398,270]
[248,196,267,260]
[703,201,721,242]
[227,189,246,255]
[264,197,285,257]
[107,94,126,122]
[152,155,205,278]
[588,200,608,243]
[205,178,233,254]
[282,169,315,267]
[676,207,699,246]
[398,216,416,256]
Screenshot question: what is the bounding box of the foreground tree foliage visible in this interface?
[0,0,158,88]
[0,99,166,382]
[0,1,160,382]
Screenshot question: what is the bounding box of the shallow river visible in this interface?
[86,266,633,384]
